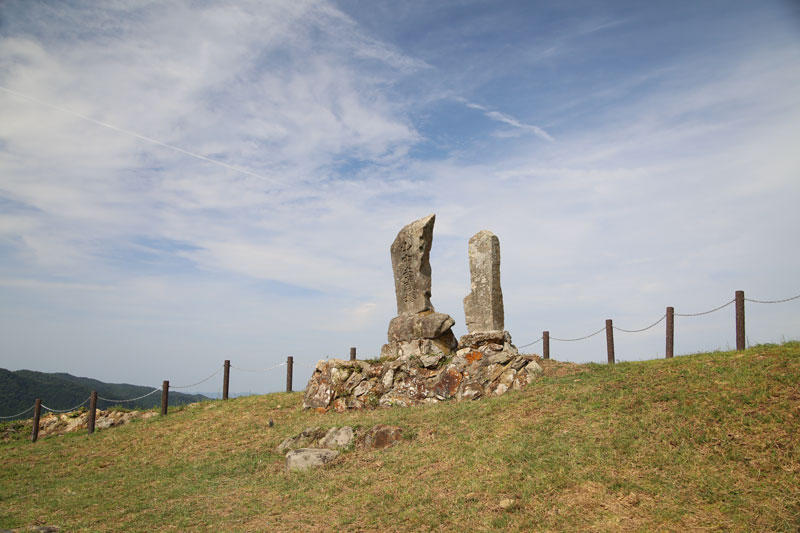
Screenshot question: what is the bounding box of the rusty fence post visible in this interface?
[735,290,745,351]
[666,306,674,359]
[161,380,169,416]
[286,356,293,393]
[543,331,550,360]
[606,319,615,364]
[88,391,97,434]
[31,399,41,443]
[223,360,230,400]
[350,347,356,361]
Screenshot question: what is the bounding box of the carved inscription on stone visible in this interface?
[390,214,435,315]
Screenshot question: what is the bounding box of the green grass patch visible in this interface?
[2,344,799,531]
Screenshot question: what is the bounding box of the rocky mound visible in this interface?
[303,346,542,411]
[2,409,158,441]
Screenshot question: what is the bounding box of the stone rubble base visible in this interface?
[303,342,542,411]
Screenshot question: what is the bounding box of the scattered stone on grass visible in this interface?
[285,448,340,471]
[319,426,355,449]
[30,409,158,438]
[276,427,327,454]
[278,424,405,470]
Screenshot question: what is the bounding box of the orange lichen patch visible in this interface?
[465,351,483,363]
[434,367,463,398]
[315,407,328,414]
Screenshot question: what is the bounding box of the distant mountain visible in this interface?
[0,369,208,419]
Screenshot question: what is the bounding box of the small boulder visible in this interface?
[419,353,443,368]
[276,427,326,454]
[319,426,354,449]
[285,448,339,471]
[353,379,373,397]
[388,312,456,343]
[382,368,395,388]
[487,351,513,365]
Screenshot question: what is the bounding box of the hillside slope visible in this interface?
[1,343,798,532]
[0,369,207,416]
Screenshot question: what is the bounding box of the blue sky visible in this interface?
[1,0,798,395]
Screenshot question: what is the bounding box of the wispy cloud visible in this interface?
[459,99,554,141]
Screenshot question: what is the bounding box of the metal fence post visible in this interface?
[735,290,745,351]
[286,356,293,392]
[606,319,615,364]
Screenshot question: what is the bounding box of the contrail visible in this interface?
[0,85,281,185]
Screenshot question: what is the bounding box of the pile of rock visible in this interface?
[36,409,157,437]
[303,349,541,411]
[303,215,541,411]
[278,425,403,471]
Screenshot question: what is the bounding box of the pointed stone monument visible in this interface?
[302,218,542,411]
[381,214,458,359]
[458,230,518,358]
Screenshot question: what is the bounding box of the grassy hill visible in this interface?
[0,369,207,417]
[1,342,798,531]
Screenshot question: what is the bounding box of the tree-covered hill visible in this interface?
[0,369,207,418]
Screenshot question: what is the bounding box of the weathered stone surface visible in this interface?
[319,426,355,449]
[34,409,157,438]
[434,366,463,399]
[458,331,522,380]
[285,448,339,471]
[279,426,355,453]
[459,381,483,400]
[358,425,403,449]
[382,214,459,365]
[458,330,510,349]
[487,350,514,365]
[388,312,455,342]
[419,353,444,368]
[380,330,458,361]
[303,351,544,410]
[304,376,335,408]
[391,214,436,315]
[276,427,327,453]
[463,230,504,333]
[353,380,373,397]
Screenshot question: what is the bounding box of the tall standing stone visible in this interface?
[463,230,504,333]
[383,214,458,360]
[390,214,435,315]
